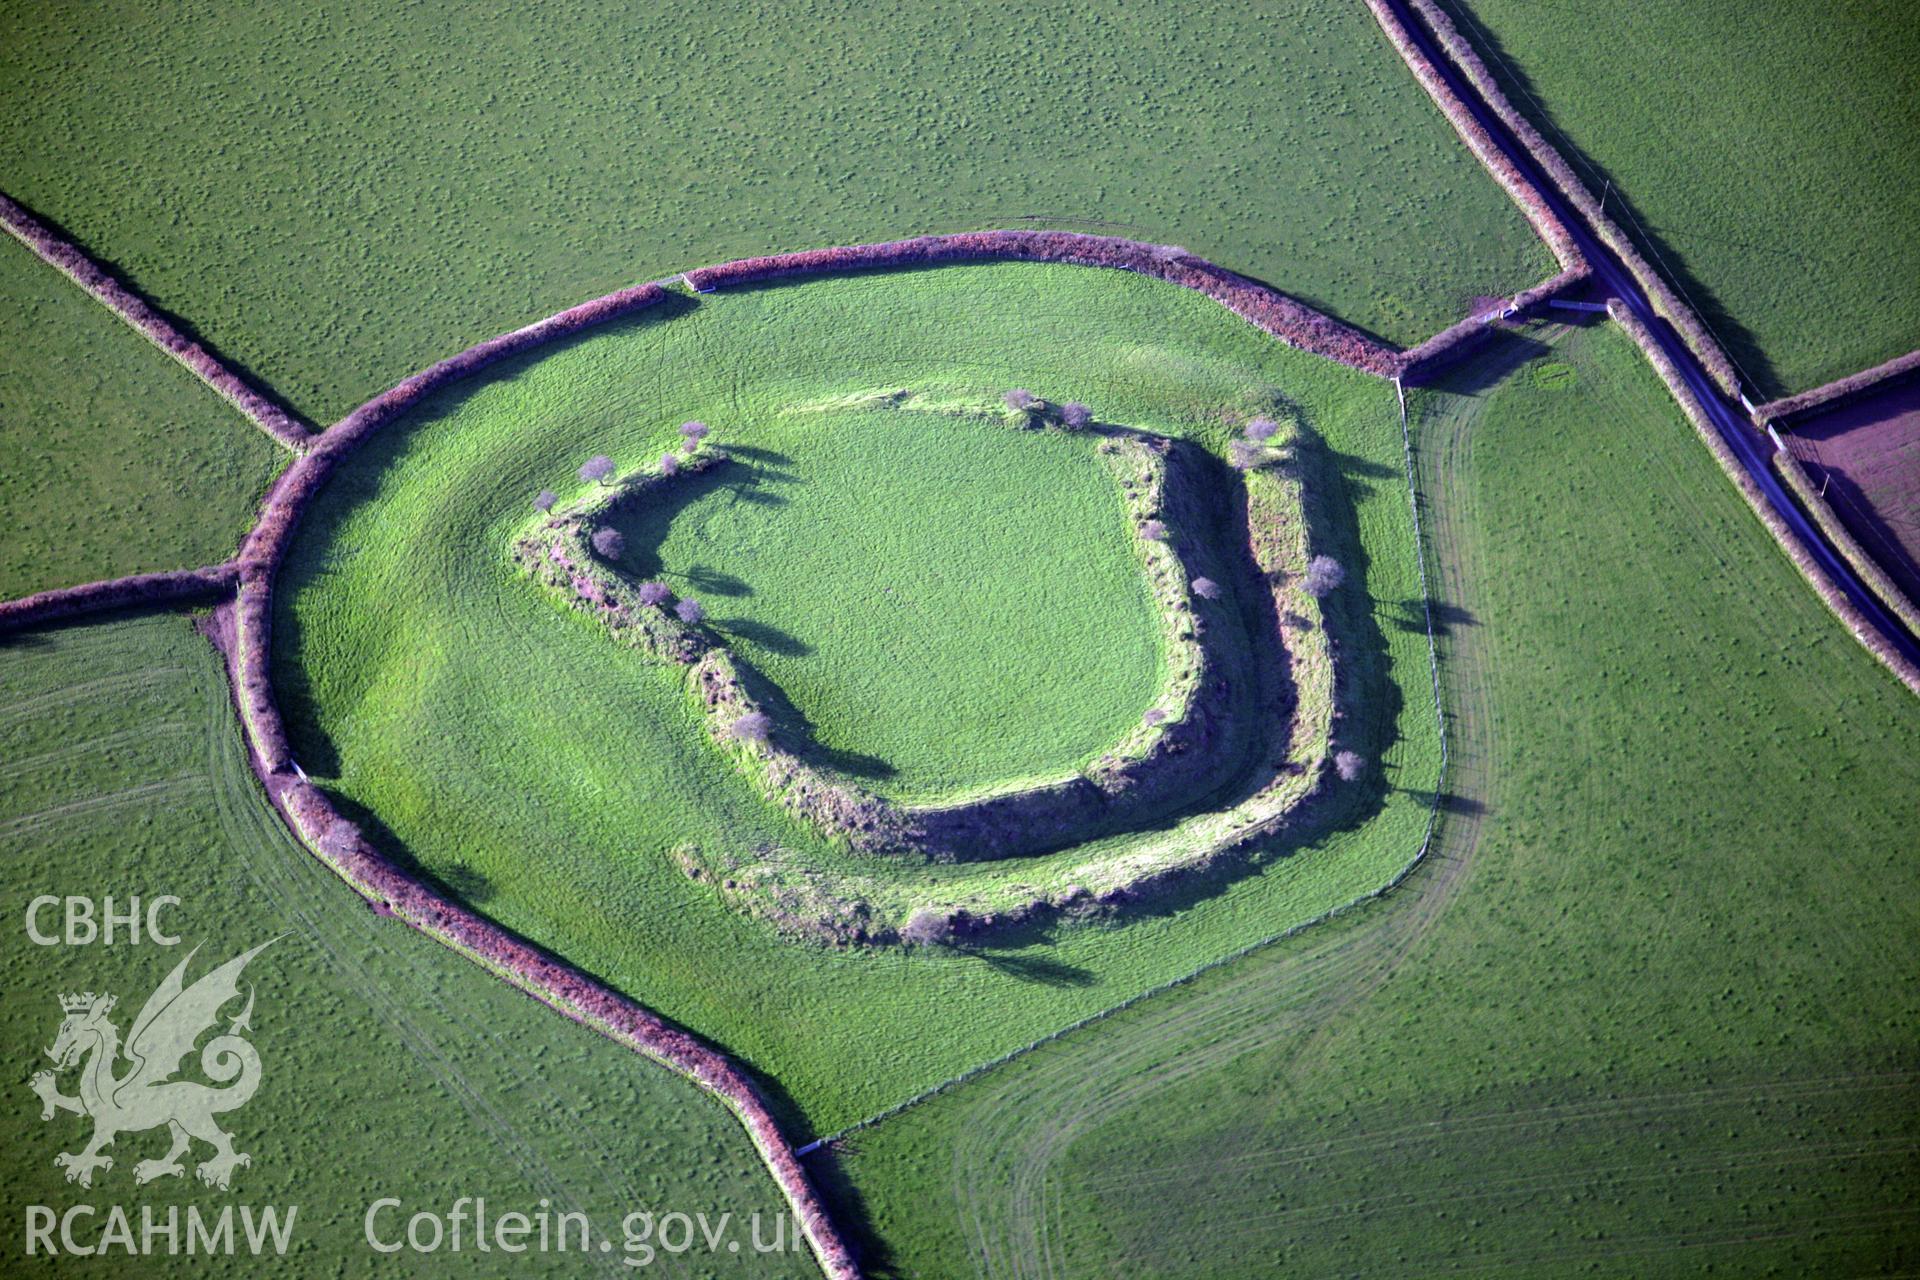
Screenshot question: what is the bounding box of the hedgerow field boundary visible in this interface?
[0,563,237,631]
[1606,300,1920,696]
[1772,448,1920,641]
[0,192,312,450]
[685,229,1586,384]
[0,223,1534,1274]
[796,372,1450,1150]
[1366,0,1746,401]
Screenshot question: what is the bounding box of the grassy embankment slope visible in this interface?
[0,612,809,1277]
[836,321,1920,1277]
[1440,0,1920,396]
[607,406,1164,802]
[273,264,1442,1131]
[0,236,285,599]
[0,0,1548,423]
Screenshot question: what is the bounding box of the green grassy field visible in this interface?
[0,237,286,600]
[611,407,1163,801]
[832,320,1920,1276]
[0,0,1549,424]
[0,612,810,1277]
[1440,0,1920,396]
[272,263,1443,1132]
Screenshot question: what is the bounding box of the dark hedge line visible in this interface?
[1397,265,1592,384]
[320,283,671,449]
[0,562,238,631]
[1758,348,1920,425]
[686,231,1406,377]
[0,191,312,450]
[1608,301,1920,697]
[206,271,857,1276]
[212,583,860,1278]
[1362,1,1583,278]
[1372,0,1746,400]
[241,282,671,580]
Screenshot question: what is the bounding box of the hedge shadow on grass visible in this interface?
[270,300,696,784]
[1431,327,1551,395]
[1424,0,1781,397]
[873,412,1403,945]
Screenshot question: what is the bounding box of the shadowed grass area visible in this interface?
[272,263,1442,1131]
[833,321,1920,1277]
[1440,0,1920,396]
[0,0,1549,422]
[0,236,286,599]
[607,407,1163,801]
[0,612,807,1277]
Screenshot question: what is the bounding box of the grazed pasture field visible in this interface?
[611,407,1164,801]
[273,264,1443,1131]
[0,0,1549,422]
[1439,0,1920,396]
[0,613,807,1277]
[1790,377,1920,604]
[834,322,1920,1277]
[0,237,285,600]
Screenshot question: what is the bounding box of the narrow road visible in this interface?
[1386,0,1920,670]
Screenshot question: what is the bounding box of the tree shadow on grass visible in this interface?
[955,945,1096,987]
[726,654,897,782]
[681,565,752,598]
[720,444,794,466]
[1386,595,1478,636]
[1396,787,1486,819]
[718,617,812,657]
[601,453,800,583]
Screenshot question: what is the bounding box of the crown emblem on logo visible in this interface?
[33,940,275,1192]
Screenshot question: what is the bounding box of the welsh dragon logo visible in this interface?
[28,940,274,1191]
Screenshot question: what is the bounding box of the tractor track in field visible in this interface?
[194,656,648,1278]
[924,376,1496,1280]
[913,337,1920,1279]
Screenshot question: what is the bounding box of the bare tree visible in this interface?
[533,489,557,513]
[1245,416,1280,443]
[1302,555,1346,597]
[579,454,615,484]
[900,908,950,946]
[675,597,706,624]
[1143,707,1168,727]
[591,527,626,558]
[680,420,710,447]
[1003,388,1040,412]
[1192,576,1223,600]
[1060,402,1092,429]
[729,711,772,743]
[1140,519,1168,541]
[1228,440,1260,471]
[660,453,679,476]
[637,581,672,606]
[1334,750,1366,781]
